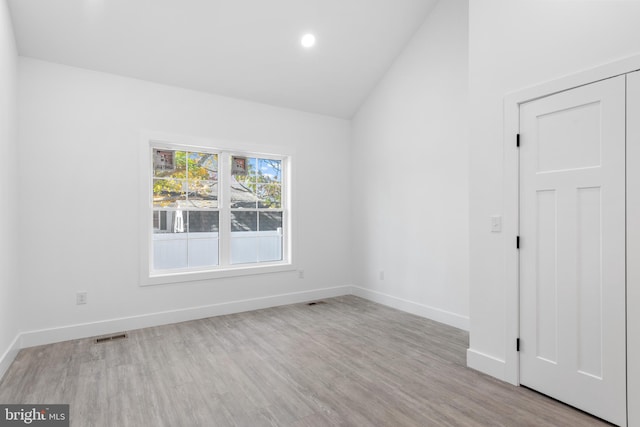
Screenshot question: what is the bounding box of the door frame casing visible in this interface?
[625,71,640,427]
[503,54,640,425]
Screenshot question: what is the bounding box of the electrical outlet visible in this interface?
[298,270,304,279]
[379,271,385,280]
[76,291,87,305]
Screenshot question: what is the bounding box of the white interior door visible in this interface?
[519,75,626,426]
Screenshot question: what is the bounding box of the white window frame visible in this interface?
[139,132,295,286]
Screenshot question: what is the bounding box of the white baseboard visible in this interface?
[20,285,352,349]
[466,348,515,384]
[351,286,469,331]
[0,334,21,381]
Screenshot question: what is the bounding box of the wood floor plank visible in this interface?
[0,296,611,426]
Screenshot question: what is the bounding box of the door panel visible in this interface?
[519,75,626,426]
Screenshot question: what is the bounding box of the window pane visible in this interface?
[188,238,218,267]
[231,211,257,231]
[230,237,258,264]
[188,180,218,208]
[230,181,257,208]
[188,152,218,181]
[153,210,163,230]
[231,157,258,208]
[233,157,257,181]
[153,237,188,269]
[257,184,282,209]
[153,210,186,233]
[188,211,219,233]
[258,236,282,262]
[153,179,185,208]
[154,150,186,178]
[259,212,283,231]
[258,158,281,183]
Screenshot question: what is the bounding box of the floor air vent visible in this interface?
[95,333,128,343]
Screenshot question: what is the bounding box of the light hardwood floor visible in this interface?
[0,296,610,426]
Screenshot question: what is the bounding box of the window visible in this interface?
[145,140,291,282]
[229,156,284,264]
[152,148,220,270]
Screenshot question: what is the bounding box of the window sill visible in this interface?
[140,262,296,286]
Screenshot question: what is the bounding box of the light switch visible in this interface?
[491,216,502,233]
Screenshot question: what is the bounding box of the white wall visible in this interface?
[17,58,352,344]
[0,0,19,377]
[351,0,469,330]
[468,0,640,391]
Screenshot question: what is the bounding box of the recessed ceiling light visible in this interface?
[301,34,316,48]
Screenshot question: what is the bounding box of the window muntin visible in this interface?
[149,144,288,275]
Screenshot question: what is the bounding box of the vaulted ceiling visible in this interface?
[8,0,439,118]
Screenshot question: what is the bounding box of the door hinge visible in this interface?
[516,133,520,148]
[516,236,520,249]
[516,338,520,352]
